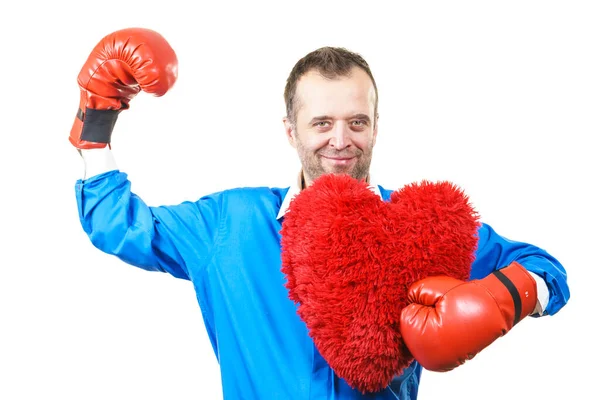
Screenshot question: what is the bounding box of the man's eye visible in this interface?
[314,121,329,127]
[351,120,367,126]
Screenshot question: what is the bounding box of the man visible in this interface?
[70,28,570,399]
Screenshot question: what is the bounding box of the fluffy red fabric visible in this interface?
[280,174,480,393]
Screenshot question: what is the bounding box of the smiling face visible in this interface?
[284,67,378,187]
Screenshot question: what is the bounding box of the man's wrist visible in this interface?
[527,271,550,315]
[80,147,118,180]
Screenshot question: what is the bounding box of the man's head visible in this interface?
[283,47,379,187]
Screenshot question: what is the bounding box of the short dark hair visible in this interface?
[284,46,378,125]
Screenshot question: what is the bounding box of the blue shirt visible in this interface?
[75,170,570,399]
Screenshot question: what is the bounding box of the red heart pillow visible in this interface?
[280,174,480,393]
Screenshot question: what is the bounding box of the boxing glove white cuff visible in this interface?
[80,147,118,180]
[527,271,550,315]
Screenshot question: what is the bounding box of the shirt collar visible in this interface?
[276,171,382,220]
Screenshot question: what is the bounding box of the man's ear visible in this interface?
[283,117,297,148]
[373,113,379,145]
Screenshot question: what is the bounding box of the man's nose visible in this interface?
[329,122,351,150]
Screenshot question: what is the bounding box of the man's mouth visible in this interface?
[320,155,356,166]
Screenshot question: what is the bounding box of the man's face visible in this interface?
[284,67,378,187]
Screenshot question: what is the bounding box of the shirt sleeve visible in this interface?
[75,169,222,280]
[471,223,570,316]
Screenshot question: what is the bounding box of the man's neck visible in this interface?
[301,171,371,189]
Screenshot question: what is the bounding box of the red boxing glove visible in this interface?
[400,261,538,372]
[69,27,178,149]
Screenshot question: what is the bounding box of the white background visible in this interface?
[1,1,598,399]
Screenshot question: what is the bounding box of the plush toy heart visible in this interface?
[280,174,480,393]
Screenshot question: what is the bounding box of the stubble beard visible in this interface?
[296,137,374,185]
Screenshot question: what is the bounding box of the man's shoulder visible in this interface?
[210,185,290,219]
[210,186,290,210]
[220,185,290,199]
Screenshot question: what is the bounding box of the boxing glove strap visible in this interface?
[491,269,522,327]
[488,261,538,328]
[79,108,120,144]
